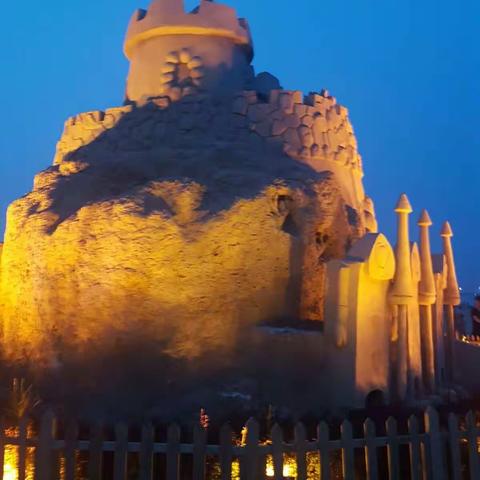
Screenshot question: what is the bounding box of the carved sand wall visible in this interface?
[0,88,370,362]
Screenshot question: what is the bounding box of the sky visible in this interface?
[0,0,478,293]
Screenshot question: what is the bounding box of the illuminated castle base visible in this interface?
[0,0,465,412]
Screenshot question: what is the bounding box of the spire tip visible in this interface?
[395,193,412,214]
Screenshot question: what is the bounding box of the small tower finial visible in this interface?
[418,209,432,227]
[441,221,453,238]
[395,193,413,214]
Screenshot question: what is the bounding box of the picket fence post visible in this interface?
[407,415,422,480]
[35,410,56,480]
[113,423,128,480]
[219,424,233,480]
[193,424,207,480]
[386,417,399,480]
[18,416,29,480]
[341,419,355,480]
[447,413,462,480]
[294,422,308,480]
[241,418,261,480]
[88,422,103,480]
[64,419,79,480]
[166,424,181,480]
[318,421,330,480]
[271,423,283,480]
[425,407,445,480]
[0,417,5,479]
[139,423,154,480]
[363,418,378,480]
[465,410,480,480]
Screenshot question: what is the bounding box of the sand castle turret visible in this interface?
[417,209,436,392]
[389,194,424,400]
[418,210,436,305]
[441,221,461,382]
[389,194,413,400]
[441,222,461,307]
[390,194,414,302]
[124,0,253,103]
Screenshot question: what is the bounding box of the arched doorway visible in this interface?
[365,389,386,409]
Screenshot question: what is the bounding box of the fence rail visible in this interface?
[1,407,479,479]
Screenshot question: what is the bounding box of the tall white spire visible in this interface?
[418,209,436,305]
[389,193,415,401]
[390,194,414,303]
[441,221,460,383]
[441,221,460,306]
[417,209,436,393]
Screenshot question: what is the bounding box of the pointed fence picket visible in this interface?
[34,411,55,480]
[318,421,330,480]
[219,423,232,480]
[0,419,4,479]
[64,419,78,480]
[17,416,28,480]
[407,415,422,480]
[166,424,180,480]
[241,418,260,480]
[447,413,462,480]
[193,424,207,480]
[425,407,445,480]
[87,422,103,480]
[465,411,480,480]
[386,417,400,480]
[1,408,480,479]
[271,424,283,480]
[363,418,378,480]
[139,423,154,480]
[341,420,355,480]
[113,423,128,480]
[294,422,307,480]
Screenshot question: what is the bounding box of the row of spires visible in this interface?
[390,193,459,396]
[391,193,460,308]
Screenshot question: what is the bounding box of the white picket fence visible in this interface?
[0,407,479,479]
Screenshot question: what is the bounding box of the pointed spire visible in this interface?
[395,194,413,213]
[390,193,415,303]
[441,221,460,306]
[418,209,432,227]
[441,221,453,238]
[418,209,436,305]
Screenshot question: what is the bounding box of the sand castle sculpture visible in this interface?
[0,0,466,410]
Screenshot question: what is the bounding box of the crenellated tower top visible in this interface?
[124,0,254,103]
[124,0,252,60]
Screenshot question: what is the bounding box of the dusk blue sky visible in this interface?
[0,0,478,293]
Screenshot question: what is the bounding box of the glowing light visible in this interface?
[266,454,298,478]
[231,460,240,480]
[3,427,35,480]
[3,447,18,480]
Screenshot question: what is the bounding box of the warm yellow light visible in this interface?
[3,447,18,480]
[231,459,240,480]
[266,454,298,478]
[3,428,35,480]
